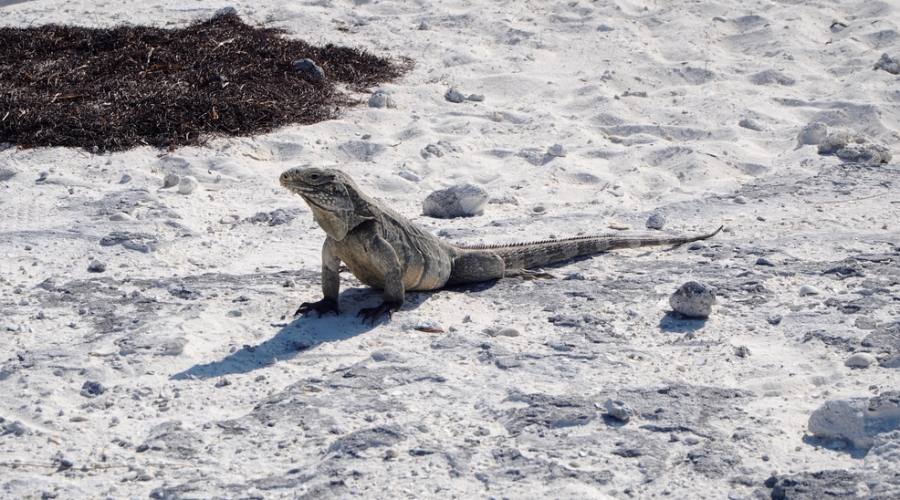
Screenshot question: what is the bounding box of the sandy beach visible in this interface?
[1,0,899,498]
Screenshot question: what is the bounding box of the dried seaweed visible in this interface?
[0,12,409,151]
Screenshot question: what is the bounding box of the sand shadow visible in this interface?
[801,435,869,459]
[658,311,708,333]
[171,287,424,380]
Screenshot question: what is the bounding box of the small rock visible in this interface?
[417,21,429,30]
[292,58,325,82]
[80,381,105,398]
[214,6,237,17]
[1,420,28,437]
[413,320,444,333]
[444,88,466,103]
[817,131,860,155]
[797,122,828,146]
[109,212,133,222]
[215,378,232,388]
[227,310,242,318]
[546,144,566,157]
[466,94,485,102]
[738,118,765,131]
[87,260,106,273]
[733,345,751,358]
[496,327,521,337]
[875,53,900,75]
[767,314,783,325]
[669,281,717,319]
[368,91,396,109]
[423,183,488,218]
[845,353,877,369]
[604,399,634,422]
[646,213,666,230]
[177,176,198,195]
[755,257,776,267]
[835,143,892,165]
[733,195,748,204]
[119,174,132,184]
[163,173,180,188]
[799,285,821,296]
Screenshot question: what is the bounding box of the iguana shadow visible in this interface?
[170,287,425,380]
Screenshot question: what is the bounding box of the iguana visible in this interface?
[280,167,722,323]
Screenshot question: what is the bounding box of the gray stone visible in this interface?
[445,88,466,103]
[87,260,106,273]
[80,380,105,397]
[845,353,877,369]
[467,94,485,102]
[817,131,862,155]
[875,53,900,75]
[603,398,634,422]
[423,183,488,218]
[835,143,892,165]
[797,122,828,146]
[546,144,566,157]
[646,213,666,230]
[669,281,716,318]
[292,58,325,82]
[368,91,396,109]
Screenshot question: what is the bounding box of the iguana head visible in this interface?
[280,167,371,240]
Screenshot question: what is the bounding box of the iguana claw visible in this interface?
[357,301,400,325]
[294,298,339,317]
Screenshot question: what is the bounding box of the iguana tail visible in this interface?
[461,226,723,270]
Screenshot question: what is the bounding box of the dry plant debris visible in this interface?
[0,12,409,151]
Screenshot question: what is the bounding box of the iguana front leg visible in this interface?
[295,238,341,317]
[357,235,404,324]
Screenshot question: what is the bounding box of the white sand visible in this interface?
[1,0,899,498]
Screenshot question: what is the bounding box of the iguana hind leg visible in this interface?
[446,251,505,286]
[356,235,404,325]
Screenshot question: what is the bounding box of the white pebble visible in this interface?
[799,285,821,296]
[177,176,199,195]
[109,212,133,222]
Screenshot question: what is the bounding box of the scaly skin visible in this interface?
[280,167,722,323]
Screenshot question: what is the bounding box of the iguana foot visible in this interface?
[357,301,400,325]
[294,298,339,317]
